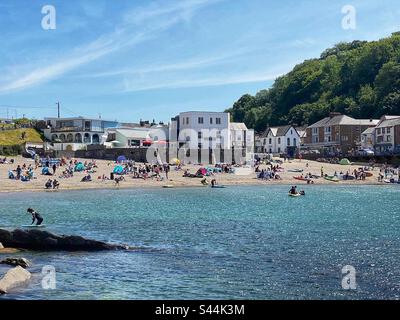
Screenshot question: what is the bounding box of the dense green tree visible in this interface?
[226,32,400,132]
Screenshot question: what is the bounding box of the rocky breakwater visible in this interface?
[0,229,130,252]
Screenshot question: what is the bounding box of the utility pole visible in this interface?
[57,102,60,118]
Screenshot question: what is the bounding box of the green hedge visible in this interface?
[0,144,22,156]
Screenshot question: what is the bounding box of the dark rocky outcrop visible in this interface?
[0,229,128,252]
[1,258,31,269]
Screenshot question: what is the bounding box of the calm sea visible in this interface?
[0,185,399,300]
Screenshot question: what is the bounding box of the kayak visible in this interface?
[294,176,311,182]
[324,176,340,182]
[288,169,303,173]
[288,193,301,197]
[211,185,226,189]
[163,185,174,188]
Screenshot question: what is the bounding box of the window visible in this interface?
[342,136,349,142]
[387,127,391,134]
[210,118,213,124]
[278,138,281,144]
[216,118,221,125]
[325,127,331,133]
[198,132,202,139]
[269,138,272,144]
[376,128,381,135]
[387,136,392,142]
[312,136,319,143]
[198,117,204,124]
[287,138,290,146]
[382,128,385,134]
[92,134,100,144]
[130,140,140,147]
[263,139,267,144]
[294,138,297,146]
[312,128,318,135]
[198,143,203,149]
[278,147,281,153]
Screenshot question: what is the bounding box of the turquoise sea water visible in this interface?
[0,185,399,300]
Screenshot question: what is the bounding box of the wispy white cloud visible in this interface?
[123,0,224,25]
[80,48,248,79]
[122,69,287,92]
[0,0,221,94]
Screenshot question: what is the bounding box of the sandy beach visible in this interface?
[0,156,385,193]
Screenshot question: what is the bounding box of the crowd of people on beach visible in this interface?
[2,152,400,190]
[255,163,283,181]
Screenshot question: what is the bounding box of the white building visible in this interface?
[170,111,254,163]
[43,117,119,151]
[374,116,400,154]
[230,122,254,161]
[360,127,375,150]
[259,125,300,157]
[176,111,231,150]
[104,125,169,149]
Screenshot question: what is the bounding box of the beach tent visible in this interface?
[113,165,124,175]
[340,158,351,165]
[196,168,208,176]
[117,155,127,163]
[74,163,85,172]
[42,167,50,175]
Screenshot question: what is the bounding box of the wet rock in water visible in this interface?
[0,258,31,269]
[0,266,31,295]
[0,228,128,252]
[0,248,21,254]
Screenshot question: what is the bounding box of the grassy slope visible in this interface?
[0,128,44,146]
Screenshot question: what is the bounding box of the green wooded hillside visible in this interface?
[226,32,400,132]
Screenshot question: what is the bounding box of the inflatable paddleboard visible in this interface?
[211,185,226,189]
[21,225,46,228]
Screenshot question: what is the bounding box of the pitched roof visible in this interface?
[308,115,378,128]
[230,122,248,130]
[361,127,375,135]
[262,125,296,137]
[376,117,400,128]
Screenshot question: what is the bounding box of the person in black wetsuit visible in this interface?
[27,208,44,226]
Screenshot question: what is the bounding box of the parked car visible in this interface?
[358,149,375,156]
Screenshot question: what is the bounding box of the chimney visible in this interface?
[329,112,341,119]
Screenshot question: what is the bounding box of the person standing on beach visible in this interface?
[27,208,44,226]
[52,163,57,175]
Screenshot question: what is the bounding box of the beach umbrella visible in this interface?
[117,155,127,163]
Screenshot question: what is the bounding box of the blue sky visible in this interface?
[0,0,399,122]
